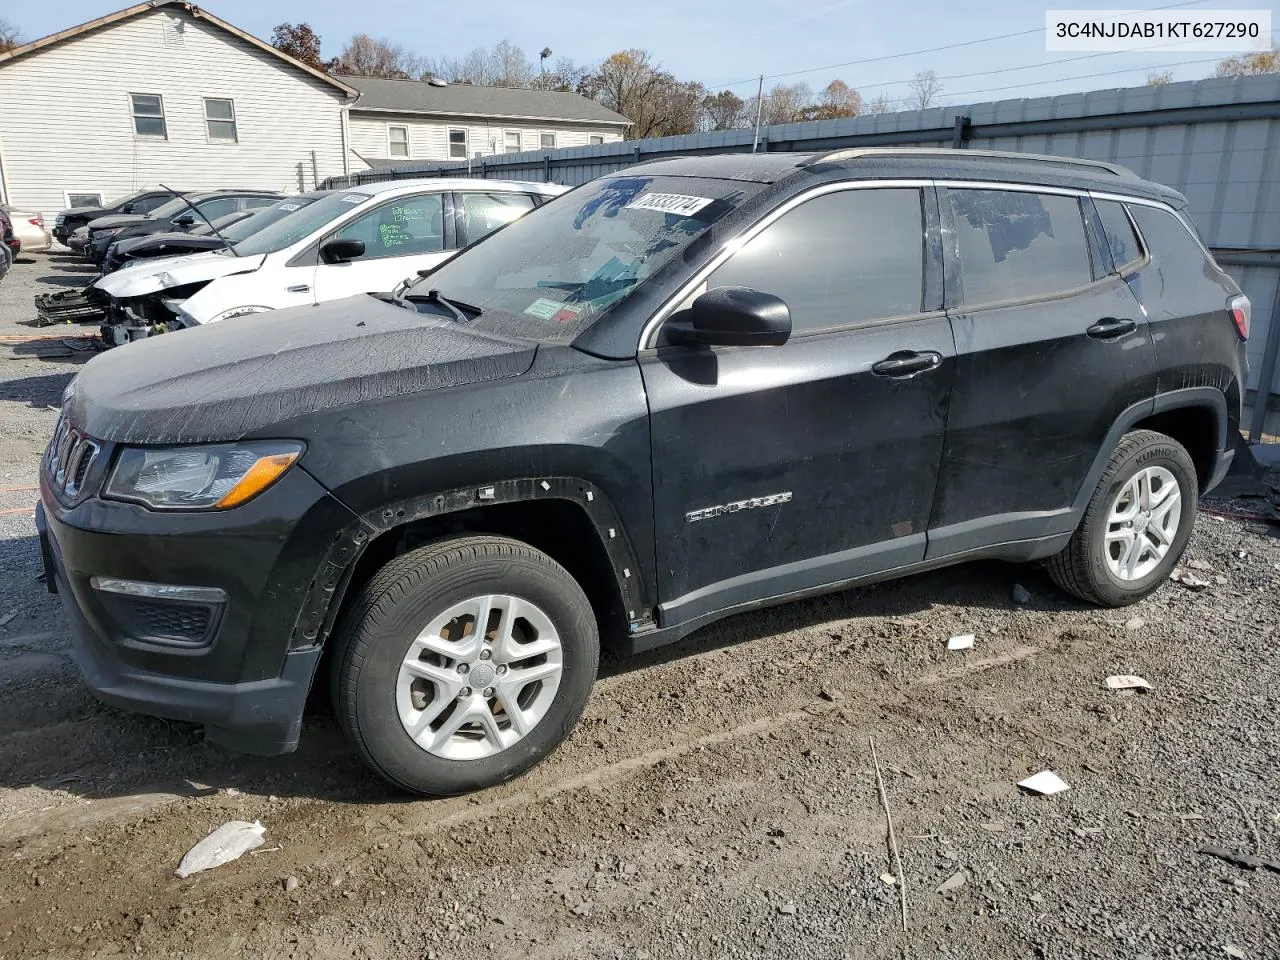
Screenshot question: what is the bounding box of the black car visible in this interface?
[98,194,322,275]
[38,149,1249,797]
[0,208,12,282]
[83,190,284,263]
[54,189,181,245]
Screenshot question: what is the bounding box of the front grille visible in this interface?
[130,599,213,642]
[45,416,102,501]
[56,213,65,228]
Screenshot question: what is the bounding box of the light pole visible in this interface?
[540,47,552,75]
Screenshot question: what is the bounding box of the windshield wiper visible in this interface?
[404,288,483,323]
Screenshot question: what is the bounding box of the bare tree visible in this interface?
[907,70,942,110]
[701,90,745,130]
[531,57,587,92]
[740,82,813,126]
[334,34,424,79]
[425,41,537,87]
[1145,70,1174,86]
[0,18,21,53]
[867,92,895,115]
[579,50,705,139]
[801,79,863,120]
[1214,49,1279,76]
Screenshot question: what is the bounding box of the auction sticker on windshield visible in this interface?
[523,297,564,319]
[625,193,714,216]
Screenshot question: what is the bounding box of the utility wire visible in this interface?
[705,0,1217,89]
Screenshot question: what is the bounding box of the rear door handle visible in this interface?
[287,284,310,293]
[871,351,943,378]
[1086,317,1137,340]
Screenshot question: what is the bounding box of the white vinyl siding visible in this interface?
[0,7,349,221]
[387,123,409,157]
[131,93,166,137]
[203,97,237,142]
[347,113,624,166]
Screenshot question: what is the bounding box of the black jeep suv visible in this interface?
[37,149,1248,796]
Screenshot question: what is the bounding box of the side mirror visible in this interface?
[665,286,791,348]
[173,213,196,227]
[320,237,365,264]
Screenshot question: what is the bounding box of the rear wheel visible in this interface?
[331,535,599,796]
[1047,429,1198,606]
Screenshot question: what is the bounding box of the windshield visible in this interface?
[232,192,370,257]
[217,197,319,245]
[409,175,757,342]
[146,197,193,220]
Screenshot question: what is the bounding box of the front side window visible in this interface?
[504,130,521,153]
[131,94,166,137]
[1095,199,1144,272]
[411,174,764,342]
[458,192,535,244]
[388,124,409,158]
[448,128,468,160]
[204,98,237,141]
[949,189,1092,306]
[334,192,445,259]
[191,197,240,221]
[708,188,925,333]
[540,132,557,149]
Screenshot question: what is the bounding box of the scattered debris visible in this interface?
[935,871,967,895]
[1071,826,1104,838]
[879,873,897,886]
[1197,846,1280,873]
[1017,771,1071,796]
[283,875,299,892]
[0,610,17,628]
[1187,558,1214,572]
[977,822,1008,834]
[248,845,282,856]
[1225,945,1246,959]
[1178,813,1206,823]
[1104,674,1151,691]
[175,821,266,878]
[946,633,975,651]
[570,899,594,918]
[818,688,844,703]
[224,787,241,797]
[777,902,797,916]
[870,738,908,933]
[1012,584,1031,605]
[1170,569,1211,590]
[1123,617,1145,631]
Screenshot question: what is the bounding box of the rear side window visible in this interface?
[1126,204,1222,309]
[1095,200,1143,271]
[708,187,925,333]
[949,189,1092,306]
[458,192,536,244]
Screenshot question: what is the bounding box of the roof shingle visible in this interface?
[342,76,630,126]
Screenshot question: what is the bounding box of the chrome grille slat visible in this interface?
[44,416,102,502]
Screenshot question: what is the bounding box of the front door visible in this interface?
[312,191,453,302]
[640,184,955,627]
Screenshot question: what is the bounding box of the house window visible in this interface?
[388,124,409,158]
[130,94,167,137]
[540,132,557,149]
[65,192,105,208]
[203,98,238,142]
[448,128,468,159]
[589,135,604,145]
[503,130,521,153]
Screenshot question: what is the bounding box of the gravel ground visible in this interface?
[0,253,1277,960]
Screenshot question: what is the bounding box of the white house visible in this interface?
[0,1,359,221]
[342,76,630,170]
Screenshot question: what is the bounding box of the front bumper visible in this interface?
[37,461,359,755]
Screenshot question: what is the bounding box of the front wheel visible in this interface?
[331,535,599,796]
[1047,429,1198,607]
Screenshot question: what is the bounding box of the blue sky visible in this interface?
[11,0,1279,107]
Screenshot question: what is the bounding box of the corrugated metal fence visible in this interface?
[325,75,1280,440]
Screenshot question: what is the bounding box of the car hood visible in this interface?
[65,294,539,444]
[114,231,223,255]
[96,252,265,297]
[88,214,152,231]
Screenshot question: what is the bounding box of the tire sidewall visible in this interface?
[1084,438,1198,604]
[347,550,598,795]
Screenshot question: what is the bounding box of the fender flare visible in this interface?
[288,476,650,651]
[1070,387,1228,516]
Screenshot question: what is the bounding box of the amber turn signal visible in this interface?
[214,452,301,509]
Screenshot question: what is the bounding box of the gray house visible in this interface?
[342,76,630,169]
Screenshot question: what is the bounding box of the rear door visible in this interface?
[311,191,453,302]
[927,183,1157,557]
[640,183,955,625]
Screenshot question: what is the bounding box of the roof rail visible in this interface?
[805,147,1138,178]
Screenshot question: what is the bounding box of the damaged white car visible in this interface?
[94,178,567,344]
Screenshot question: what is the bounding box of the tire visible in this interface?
[330,535,599,796]
[1047,429,1198,607]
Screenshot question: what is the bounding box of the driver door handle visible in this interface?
[871,351,942,378]
[1086,317,1137,340]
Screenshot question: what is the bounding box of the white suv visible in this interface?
[95,178,567,331]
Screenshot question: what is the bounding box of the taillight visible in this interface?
[28,216,43,227]
[1229,294,1250,340]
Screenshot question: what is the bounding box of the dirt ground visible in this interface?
[0,252,1277,960]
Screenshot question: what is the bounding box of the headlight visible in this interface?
[94,227,125,239]
[209,305,271,323]
[105,440,303,510]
